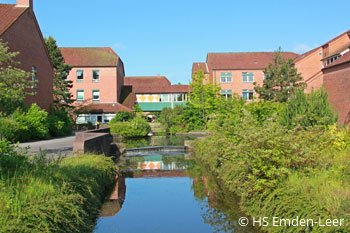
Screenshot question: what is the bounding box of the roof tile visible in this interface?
[206,52,299,70]
[0,4,27,36]
[60,47,120,67]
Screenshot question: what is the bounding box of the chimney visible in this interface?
[16,0,33,9]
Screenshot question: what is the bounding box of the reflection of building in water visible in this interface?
[100,176,126,217]
[136,155,187,170]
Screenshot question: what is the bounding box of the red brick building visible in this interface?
[295,30,350,93]
[192,52,298,100]
[0,0,54,110]
[60,47,131,124]
[323,51,350,124]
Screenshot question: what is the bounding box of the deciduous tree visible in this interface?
[0,41,30,114]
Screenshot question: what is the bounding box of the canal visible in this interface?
[94,136,260,233]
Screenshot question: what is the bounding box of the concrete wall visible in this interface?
[1,8,54,110]
[323,62,350,124]
[73,127,120,155]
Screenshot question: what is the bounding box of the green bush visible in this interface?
[193,111,350,232]
[281,88,337,129]
[47,108,73,137]
[110,111,135,123]
[0,142,116,233]
[110,116,151,138]
[159,106,188,134]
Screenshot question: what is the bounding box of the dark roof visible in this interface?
[124,76,189,94]
[323,51,350,69]
[0,4,27,35]
[206,52,299,70]
[124,76,171,92]
[85,103,132,113]
[60,47,120,67]
[192,62,208,74]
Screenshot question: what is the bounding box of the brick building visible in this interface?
[0,0,54,110]
[124,76,189,112]
[60,47,131,124]
[295,30,350,93]
[192,52,298,100]
[323,51,350,124]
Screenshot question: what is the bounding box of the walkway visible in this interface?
[18,135,75,157]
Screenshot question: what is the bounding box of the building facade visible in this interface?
[295,30,350,93]
[0,0,54,110]
[60,47,131,124]
[124,76,189,112]
[323,51,350,124]
[192,52,298,100]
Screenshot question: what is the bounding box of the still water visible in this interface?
[94,138,259,233]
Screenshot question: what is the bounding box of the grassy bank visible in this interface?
[0,142,116,233]
[193,118,350,232]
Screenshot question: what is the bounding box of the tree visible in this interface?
[45,36,73,110]
[0,41,31,114]
[185,71,221,129]
[254,48,306,102]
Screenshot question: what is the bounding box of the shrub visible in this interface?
[280,88,337,129]
[110,116,151,137]
[110,111,135,123]
[47,108,73,137]
[159,106,187,134]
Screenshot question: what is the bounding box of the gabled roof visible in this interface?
[124,76,189,94]
[192,62,209,74]
[0,4,27,36]
[206,52,299,70]
[60,47,121,67]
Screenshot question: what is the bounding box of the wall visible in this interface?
[69,67,118,104]
[212,69,264,98]
[73,127,120,155]
[1,9,54,110]
[295,47,324,93]
[323,62,350,124]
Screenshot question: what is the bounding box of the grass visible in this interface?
[0,145,116,233]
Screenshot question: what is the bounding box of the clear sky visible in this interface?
[2,0,349,84]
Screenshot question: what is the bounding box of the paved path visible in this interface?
[18,135,75,157]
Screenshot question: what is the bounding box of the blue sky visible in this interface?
[3,0,350,84]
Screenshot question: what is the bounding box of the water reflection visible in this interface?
[188,162,261,233]
[100,177,126,217]
[116,135,196,149]
[96,153,260,233]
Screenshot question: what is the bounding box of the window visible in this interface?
[242,89,254,100]
[76,70,84,82]
[242,72,254,83]
[77,90,84,101]
[220,89,232,99]
[173,93,186,102]
[160,94,170,102]
[31,66,38,91]
[92,90,100,102]
[220,72,232,83]
[92,70,100,82]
